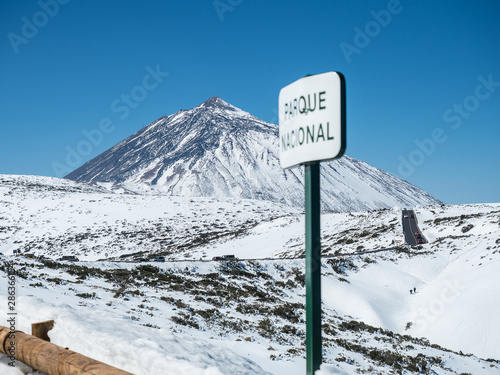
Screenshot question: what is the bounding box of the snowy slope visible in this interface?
[65,97,442,212]
[1,255,498,375]
[0,174,299,261]
[0,175,499,374]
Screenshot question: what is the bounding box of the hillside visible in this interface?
[65,97,442,212]
[1,255,498,375]
[0,175,499,374]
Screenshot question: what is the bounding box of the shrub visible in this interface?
[46,277,63,285]
[461,224,474,233]
[171,314,200,329]
[160,296,174,303]
[281,325,296,335]
[327,258,358,275]
[258,318,275,339]
[195,308,220,320]
[76,292,96,299]
[272,302,303,323]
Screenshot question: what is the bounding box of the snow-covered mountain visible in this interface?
[66,97,442,211]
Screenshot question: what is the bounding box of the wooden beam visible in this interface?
[0,325,133,375]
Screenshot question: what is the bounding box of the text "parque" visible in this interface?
[283,92,327,121]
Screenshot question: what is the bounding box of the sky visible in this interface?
[1,0,499,205]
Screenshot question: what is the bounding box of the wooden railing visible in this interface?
[0,321,133,375]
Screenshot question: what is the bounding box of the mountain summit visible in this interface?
[198,96,239,111]
[66,97,442,211]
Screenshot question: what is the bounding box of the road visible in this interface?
[402,209,426,246]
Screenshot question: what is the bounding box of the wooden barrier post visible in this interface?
[32,320,54,342]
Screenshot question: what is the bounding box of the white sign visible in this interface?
[278,71,345,169]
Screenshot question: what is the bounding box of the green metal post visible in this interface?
[305,161,322,374]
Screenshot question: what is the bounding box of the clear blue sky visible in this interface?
[1,0,499,204]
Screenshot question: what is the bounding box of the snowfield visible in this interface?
[0,175,499,374]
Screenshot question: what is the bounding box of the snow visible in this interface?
[0,295,271,375]
[0,175,499,374]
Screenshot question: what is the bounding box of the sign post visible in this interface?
[279,71,346,375]
[305,160,321,374]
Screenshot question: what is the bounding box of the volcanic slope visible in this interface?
[66,97,442,212]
